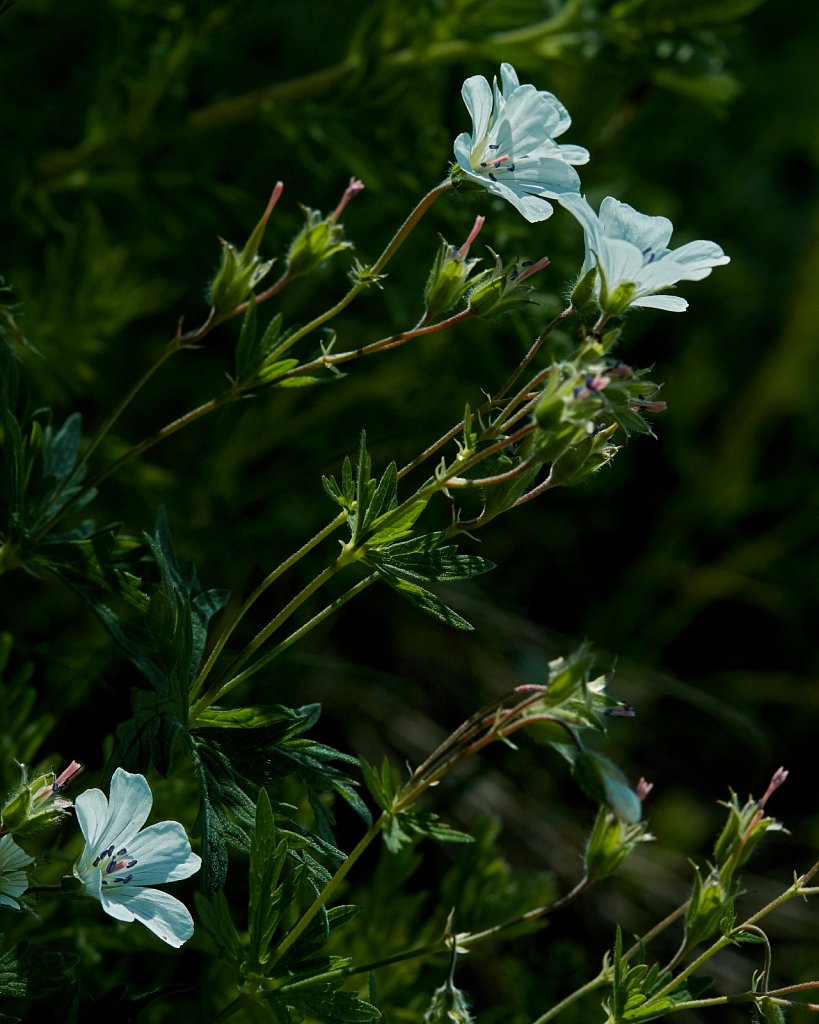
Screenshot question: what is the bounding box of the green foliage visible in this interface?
[2,0,816,1021]
[606,927,713,1022]
[0,935,78,1000]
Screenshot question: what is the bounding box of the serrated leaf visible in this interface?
[368,534,494,585]
[194,704,309,732]
[279,982,381,1022]
[375,571,474,630]
[234,296,259,379]
[190,735,257,896]
[248,789,289,969]
[359,756,403,812]
[361,462,397,536]
[364,498,428,547]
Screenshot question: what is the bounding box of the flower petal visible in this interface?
[100,886,195,948]
[556,143,590,166]
[123,820,202,885]
[631,294,689,312]
[461,74,493,148]
[492,86,567,155]
[89,769,153,852]
[599,197,674,256]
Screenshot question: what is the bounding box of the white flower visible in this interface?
[561,193,730,313]
[73,768,201,947]
[0,834,35,910]
[453,62,589,223]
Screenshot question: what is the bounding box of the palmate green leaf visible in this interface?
[607,927,707,1022]
[0,937,78,997]
[360,756,403,812]
[216,720,372,843]
[382,810,473,854]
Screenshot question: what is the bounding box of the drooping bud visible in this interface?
[584,806,653,881]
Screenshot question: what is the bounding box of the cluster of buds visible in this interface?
[531,338,664,487]
[0,760,83,911]
[1,760,83,838]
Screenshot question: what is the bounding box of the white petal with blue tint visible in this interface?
[73,768,201,947]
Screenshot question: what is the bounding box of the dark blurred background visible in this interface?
[1,0,817,1021]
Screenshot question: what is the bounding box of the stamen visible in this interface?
[488,144,499,150]
[488,173,498,182]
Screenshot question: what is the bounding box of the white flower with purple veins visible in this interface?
[561,193,730,313]
[73,768,201,947]
[0,834,35,910]
[453,62,589,223]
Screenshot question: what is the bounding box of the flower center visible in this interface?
[93,844,138,886]
[476,143,518,180]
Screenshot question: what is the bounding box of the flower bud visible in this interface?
[684,867,731,948]
[209,183,283,313]
[1,760,83,838]
[467,250,548,319]
[424,216,488,320]
[569,265,599,315]
[547,424,618,488]
[584,806,652,881]
[286,178,363,278]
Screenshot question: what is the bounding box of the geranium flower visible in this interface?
[0,834,35,910]
[73,768,201,947]
[453,62,589,223]
[561,193,730,313]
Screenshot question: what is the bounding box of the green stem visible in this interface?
[641,859,819,1012]
[85,387,241,491]
[268,181,452,361]
[269,812,388,967]
[279,307,473,381]
[189,572,378,721]
[188,558,347,720]
[189,510,348,702]
[530,971,610,1024]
